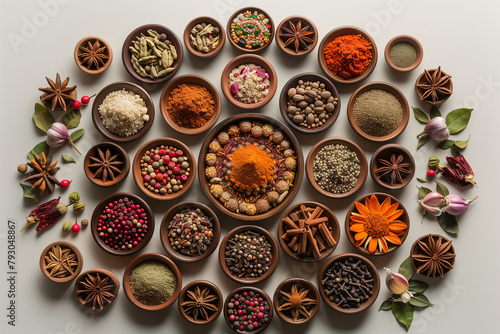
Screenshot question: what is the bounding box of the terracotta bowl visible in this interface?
[344,192,410,256]
[306,137,368,199]
[318,26,378,85]
[84,142,130,187]
[275,16,318,57]
[415,67,453,106]
[226,7,274,53]
[198,113,303,221]
[347,81,410,142]
[278,201,340,262]
[224,286,273,333]
[92,81,155,143]
[318,253,380,314]
[133,137,196,201]
[39,241,83,283]
[74,268,120,310]
[279,72,340,134]
[411,234,455,278]
[273,277,320,324]
[178,280,223,325]
[160,201,220,263]
[219,225,279,285]
[221,54,277,110]
[184,16,225,58]
[122,24,183,85]
[74,36,113,74]
[384,35,423,72]
[123,253,182,311]
[90,192,155,256]
[370,144,415,190]
[159,74,221,135]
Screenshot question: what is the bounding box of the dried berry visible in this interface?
[81,219,89,227]
[17,163,28,174]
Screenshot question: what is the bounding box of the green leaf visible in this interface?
[408,280,429,294]
[437,212,460,234]
[417,134,430,149]
[398,256,414,280]
[409,295,433,307]
[430,105,441,119]
[435,181,449,196]
[32,103,55,133]
[27,141,49,160]
[417,178,426,183]
[445,108,473,134]
[379,299,393,311]
[412,107,429,124]
[417,186,432,200]
[450,145,459,157]
[62,155,75,163]
[392,302,414,330]
[454,135,470,149]
[63,109,82,129]
[20,183,39,202]
[70,129,85,143]
[437,139,455,149]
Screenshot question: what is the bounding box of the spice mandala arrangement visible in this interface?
[17,5,478,332]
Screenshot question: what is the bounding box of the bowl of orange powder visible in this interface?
[160,74,221,135]
[318,26,378,85]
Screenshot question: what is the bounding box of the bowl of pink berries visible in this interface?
[132,137,196,201]
[90,192,155,256]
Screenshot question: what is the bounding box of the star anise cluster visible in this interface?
[180,285,219,322]
[411,234,455,278]
[277,283,317,322]
[375,154,412,186]
[39,73,77,111]
[279,19,315,54]
[76,272,116,310]
[415,66,453,105]
[88,147,124,182]
[44,245,78,278]
[23,152,60,195]
[77,39,109,70]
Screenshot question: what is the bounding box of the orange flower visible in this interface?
[350,195,407,253]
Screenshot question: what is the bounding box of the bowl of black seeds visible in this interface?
[218,225,279,285]
[224,286,273,333]
[306,137,368,199]
[318,253,380,314]
[160,201,221,263]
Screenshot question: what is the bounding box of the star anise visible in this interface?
[88,148,124,182]
[44,245,78,278]
[76,273,115,310]
[277,283,317,322]
[77,39,109,70]
[39,73,77,111]
[416,66,453,105]
[375,154,411,185]
[411,234,456,278]
[180,285,219,321]
[23,153,60,195]
[279,19,315,54]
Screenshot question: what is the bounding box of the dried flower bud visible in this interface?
[62,220,72,232]
[56,202,68,215]
[442,195,478,216]
[81,219,89,227]
[73,201,85,211]
[230,82,239,95]
[417,117,450,142]
[68,191,80,203]
[417,192,444,216]
[17,163,28,174]
[384,268,409,295]
[428,156,440,168]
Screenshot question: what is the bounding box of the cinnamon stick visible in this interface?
[283,217,299,229]
[318,223,337,247]
[306,228,321,259]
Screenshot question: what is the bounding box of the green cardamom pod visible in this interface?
[428,156,440,168]
[73,201,85,211]
[62,220,72,232]
[68,191,80,203]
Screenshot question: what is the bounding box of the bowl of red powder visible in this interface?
[318,26,378,85]
[160,74,221,135]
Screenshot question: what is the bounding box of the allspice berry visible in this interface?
[81,219,89,227]
[17,164,28,174]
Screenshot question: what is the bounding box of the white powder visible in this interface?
[98,89,149,137]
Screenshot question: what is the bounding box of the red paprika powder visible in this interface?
[324,34,373,79]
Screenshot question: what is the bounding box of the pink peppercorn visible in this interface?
[168,162,176,169]
[229,315,235,322]
[158,149,166,155]
[237,309,243,315]
[173,167,180,174]
[257,312,264,318]
[163,156,170,163]
[253,322,259,327]
[180,175,188,182]
[169,151,176,157]
[153,154,160,161]
[176,150,183,156]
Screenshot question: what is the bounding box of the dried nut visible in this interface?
[62,220,72,232]
[277,190,288,204]
[56,202,68,214]
[17,163,28,174]
[306,114,315,125]
[293,115,304,124]
[73,201,85,211]
[293,94,304,102]
[321,91,332,99]
[68,191,80,203]
[325,103,335,112]
[298,101,309,109]
[288,88,296,97]
[80,219,89,227]
[287,106,297,113]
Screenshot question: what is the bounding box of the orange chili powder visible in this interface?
[324,34,373,79]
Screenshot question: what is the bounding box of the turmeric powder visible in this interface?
[229,145,275,192]
[323,34,373,79]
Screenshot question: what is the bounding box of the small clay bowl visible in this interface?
[160,74,222,135]
[178,280,223,325]
[184,16,225,58]
[133,137,196,201]
[279,72,340,134]
[90,192,155,256]
[218,225,279,285]
[198,113,303,221]
[123,253,182,311]
[318,26,378,85]
[74,268,119,310]
[122,24,183,85]
[92,81,155,143]
[278,201,340,262]
[224,286,273,333]
[74,36,113,74]
[221,54,277,110]
[306,137,368,199]
[226,7,274,53]
[344,192,410,256]
[370,144,415,190]
[415,67,453,106]
[273,277,320,324]
[384,35,423,72]
[39,241,83,283]
[411,234,456,278]
[160,201,220,263]
[318,253,380,314]
[84,142,130,187]
[275,16,318,57]
[347,81,410,142]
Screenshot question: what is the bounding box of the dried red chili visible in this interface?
[21,197,67,232]
[437,152,477,187]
